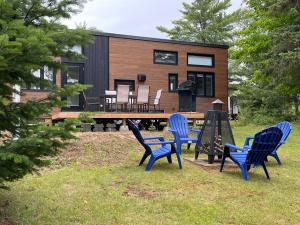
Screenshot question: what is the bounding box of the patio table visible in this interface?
[100,93,137,112]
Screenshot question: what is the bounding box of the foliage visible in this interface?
[157,0,244,45]
[232,0,300,122]
[0,0,91,188]
[79,112,95,124]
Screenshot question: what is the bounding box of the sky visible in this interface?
[63,0,244,39]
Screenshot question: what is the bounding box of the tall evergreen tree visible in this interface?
[0,0,91,188]
[232,0,300,122]
[157,0,243,44]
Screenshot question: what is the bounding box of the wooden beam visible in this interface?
[52,112,204,121]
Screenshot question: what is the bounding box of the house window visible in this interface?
[23,66,55,90]
[114,79,135,91]
[154,50,178,65]
[168,73,178,92]
[187,71,215,97]
[71,45,82,54]
[187,53,214,67]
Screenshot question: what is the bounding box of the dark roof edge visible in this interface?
[90,31,229,49]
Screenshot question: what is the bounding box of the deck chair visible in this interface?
[220,127,283,181]
[82,92,100,111]
[150,89,163,112]
[115,85,129,111]
[136,85,150,112]
[128,119,182,171]
[168,113,201,154]
[243,121,292,165]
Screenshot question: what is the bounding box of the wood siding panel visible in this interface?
[109,37,228,113]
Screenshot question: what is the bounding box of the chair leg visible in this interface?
[175,153,182,169]
[220,146,230,172]
[145,156,156,171]
[177,144,182,155]
[262,162,270,179]
[220,154,226,172]
[241,164,249,181]
[139,152,150,166]
[195,150,200,160]
[271,152,282,165]
[187,143,191,150]
[167,155,172,164]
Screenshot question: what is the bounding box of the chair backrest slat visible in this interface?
[246,127,283,165]
[169,113,189,138]
[154,89,162,105]
[137,85,150,104]
[128,120,152,154]
[117,85,130,103]
[276,121,292,143]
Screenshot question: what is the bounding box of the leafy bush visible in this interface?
[79,112,95,124]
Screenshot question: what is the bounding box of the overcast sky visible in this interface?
[63,0,244,39]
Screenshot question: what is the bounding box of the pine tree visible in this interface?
[157,0,243,44]
[0,0,91,188]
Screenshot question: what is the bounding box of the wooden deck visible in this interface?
[52,112,205,121]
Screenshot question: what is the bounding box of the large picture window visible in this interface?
[114,79,135,91]
[187,53,214,67]
[187,71,215,97]
[154,50,178,65]
[22,65,55,90]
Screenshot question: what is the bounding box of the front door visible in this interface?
[61,63,84,111]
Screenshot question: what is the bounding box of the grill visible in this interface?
[177,80,196,112]
[195,100,235,164]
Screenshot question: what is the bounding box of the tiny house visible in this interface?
[21,32,229,114]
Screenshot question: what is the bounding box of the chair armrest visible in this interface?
[243,136,254,147]
[145,141,174,146]
[168,129,180,139]
[224,143,244,152]
[143,136,164,141]
[190,128,201,134]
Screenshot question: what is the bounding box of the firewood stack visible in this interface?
[214,135,224,153]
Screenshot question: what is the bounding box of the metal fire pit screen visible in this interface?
[195,110,235,164]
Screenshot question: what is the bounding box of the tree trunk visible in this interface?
[294,95,299,116]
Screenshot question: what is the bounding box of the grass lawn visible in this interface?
[0,122,299,225]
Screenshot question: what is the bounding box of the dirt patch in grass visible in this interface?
[123,185,159,199]
[51,132,140,168]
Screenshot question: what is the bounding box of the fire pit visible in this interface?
[195,99,235,164]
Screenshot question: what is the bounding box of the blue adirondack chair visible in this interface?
[128,119,182,171]
[168,113,201,154]
[243,121,292,165]
[220,127,283,181]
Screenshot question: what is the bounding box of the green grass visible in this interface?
[0,123,300,225]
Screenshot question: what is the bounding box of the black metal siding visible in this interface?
[83,36,109,97]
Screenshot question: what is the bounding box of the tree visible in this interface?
[157,0,243,44]
[0,0,91,188]
[232,0,300,122]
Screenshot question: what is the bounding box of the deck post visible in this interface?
[193,119,196,127]
[119,119,129,131]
